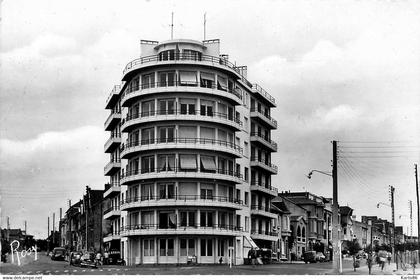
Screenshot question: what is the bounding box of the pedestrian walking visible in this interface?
[96,251,102,266]
[387,251,392,265]
[104,251,109,265]
[367,252,373,275]
[248,248,256,267]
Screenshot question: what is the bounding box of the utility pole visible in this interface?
[53,212,55,246]
[409,200,413,238]
[170,12,174,40]
[47,216,50,253]
[389,185,396,268]
[203,12,207,40]
[332,140,340,274]
[415,164,419,247]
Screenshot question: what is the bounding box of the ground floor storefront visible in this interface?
[123,235,245,265]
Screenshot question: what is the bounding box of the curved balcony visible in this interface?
[103,233,121,243]
[120,138,243,159]
[123,53,242,81]
[120,167,243,185]
[104,110,122,131]
[250,108,277,129]
[121,224,243,237]
[121,195,243,211]
[104,206,121,220]
[250,230,278,242]
[104,183,121,199]
[121,110,242,132]
[250,204,277,219]
[104,132,121,153]
[250,181,278,197]
[121,81,242,107]
[252,84,276,107]
[105,85,122,110]
[250,157,278,175]
[250,132,277,152]
[104,159,121,176]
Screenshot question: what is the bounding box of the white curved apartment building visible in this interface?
[104,38,278,265]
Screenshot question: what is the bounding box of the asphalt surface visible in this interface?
[0,253,418,275]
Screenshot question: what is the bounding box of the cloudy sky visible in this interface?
[1,0,419,239]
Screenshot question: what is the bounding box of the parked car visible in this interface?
[315,252,326,262]
[69,251,83,266]
[80,252,97,268]
[256,248,273,264]
[303,251,317,263]
[51,247,67,261]
[108,251,125,265]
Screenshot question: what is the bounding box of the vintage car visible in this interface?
[51,247,67,261]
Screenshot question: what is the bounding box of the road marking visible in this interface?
[116,268,120,271]
[82,270,86,272]
[27,271,32,274]
[45,271,50,273]
[73,270,77,272]
[36,271,41,274]
[55,271,60,273]
[64,270,68,273]
[99,269,103,271]
[90,269,95,272]
[108,269,112,271]
[125,268,128,271]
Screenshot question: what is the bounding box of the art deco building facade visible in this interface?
[104,38,278,265]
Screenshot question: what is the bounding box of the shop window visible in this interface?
[144,239,154,256]
[180,239,195,256]
[159,238,174,256]
[200,239,213,256]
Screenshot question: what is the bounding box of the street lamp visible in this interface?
[306,170,332,179]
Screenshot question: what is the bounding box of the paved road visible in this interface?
[0,253,417,275]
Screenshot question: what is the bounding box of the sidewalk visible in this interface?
[336,261,419,275]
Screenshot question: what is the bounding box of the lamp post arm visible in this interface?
[308,170,333,178]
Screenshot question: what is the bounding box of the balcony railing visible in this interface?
[121,223,243,232]
[121,167,243,180]
[252,84,276,105]
[251,204,271,212]
[124,53,240,75]
[250,107,277,128]
[104,159,121,172]
[123,109,242,127]
[106,85,121,105]
[250,132,278,150]
[250,180,278,193]
[104,206,120,214]
[121,81,242,103]
[250,157,278,172]
[104,182,120,192]
[250,229,277,237]
[122,194,243,205]
[121,137,243,154]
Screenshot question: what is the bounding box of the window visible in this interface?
[159,238,174,256]
[297,226,301,242]
[159,50,175,61]
[245,217,249,231]
[200,183,214,199]
[200,156,216,172]
[244,117,248,130]
[217,75,227,91]
[200,127,215,141]
[142,73,155,89]
[200,100,214,116]
[180,239,195,256]
[179,71,197,86]
[141,211,154,227]
[180,211,196,227]
[200,72,214,88]
[158,211,176,229]
[244,192,249,205]
[141,184,154,200]
[158,99,175,115]
[158,71,175,87]
[144,239,154,256]
[141,156,155,173]
[182,49,201,60]
[200,239,213,256]
[200,211,214,227]
[244,167,249,182]
[179,154,197,170]
[129,76,139,92]
[158,126,174,143]
[141,127,155,144]
[157,154,175,172]
[178,126,196,139]
[158,183,175,199]
[302,227,306,242]
[218,240,226,256]
[141,100,155,117]
[180,99,196,115]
